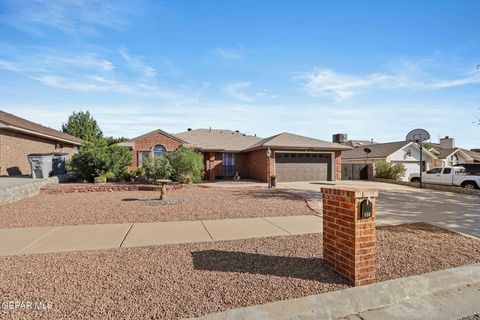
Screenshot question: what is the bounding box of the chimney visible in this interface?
[209,127,212,133]
[187,128,192,131]
[439,136,455,149]
[332,133,348,144]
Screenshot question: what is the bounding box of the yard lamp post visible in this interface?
[266,148,272,188]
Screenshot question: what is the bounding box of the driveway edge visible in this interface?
[188,263,480,320]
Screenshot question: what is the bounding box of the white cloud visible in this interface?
[30,74,189,101]
[119,49,156,77]
[297,64,480,101]
[224,81,270,102]
[0,0,141,36]
[298,69,392,101]
[212,46,244,61]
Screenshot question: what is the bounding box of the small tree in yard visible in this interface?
[142,156,174,183]
[62,111,103,142]
[168,147,205,183]
[374,160,406,180]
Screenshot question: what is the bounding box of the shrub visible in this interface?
[168,147,205,183]
[69,139,132,182]
[374,160,406,180]
[142,156,174,183]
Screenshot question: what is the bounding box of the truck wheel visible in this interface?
[461,181,478,189]
[410,177,420,184]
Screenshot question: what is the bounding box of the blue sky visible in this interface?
[0,0,479,148]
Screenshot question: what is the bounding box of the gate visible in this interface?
[342,163,369,180]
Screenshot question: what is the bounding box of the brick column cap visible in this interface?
[321,187,378,198]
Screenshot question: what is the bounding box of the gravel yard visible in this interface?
[0,223,479,319]
[0,186,313,228]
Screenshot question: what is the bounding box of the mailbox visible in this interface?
[359,198,373,219]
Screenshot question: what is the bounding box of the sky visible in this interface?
[0,0,479,148]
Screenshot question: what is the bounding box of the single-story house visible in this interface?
[428,136,480,166]
[118,128,351,182]
[0,110,83,176]
[342,141,437,181]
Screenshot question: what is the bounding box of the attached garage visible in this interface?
[275,152,332,182]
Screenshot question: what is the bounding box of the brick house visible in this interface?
[120,128,350,182]
[0,111,83,176]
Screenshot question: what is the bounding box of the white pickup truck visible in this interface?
[410,166,480,189]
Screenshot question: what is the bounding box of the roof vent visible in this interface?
[235,130,239,133]
[187,128,192,131]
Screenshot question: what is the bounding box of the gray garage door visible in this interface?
[275,153,331,182]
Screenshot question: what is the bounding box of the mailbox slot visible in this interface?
[359,198,373,219]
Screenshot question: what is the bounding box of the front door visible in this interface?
[222,153,235,177]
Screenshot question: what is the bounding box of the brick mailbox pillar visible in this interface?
[321,187,378,286]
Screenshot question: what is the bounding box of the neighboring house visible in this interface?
[119,128,350,182]
[0,110,83,176]
[332,133,376,148]
[342,141,437,181]
[428,136,480,166]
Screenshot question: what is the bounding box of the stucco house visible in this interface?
[429,136,480,166]
[0,111,83,176]
[118,128,350,182]
[342,141,437,181]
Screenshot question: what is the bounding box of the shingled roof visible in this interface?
[341,141,410,159]
[244,132,351,151]
[0,110,83,145]
[174,129,262,152]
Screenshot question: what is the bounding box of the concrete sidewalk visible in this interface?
[0,215,322,256]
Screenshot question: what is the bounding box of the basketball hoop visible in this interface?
[406,129,431,188]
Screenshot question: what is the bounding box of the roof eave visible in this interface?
[0,123,83,146]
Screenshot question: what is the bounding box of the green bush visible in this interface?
[168,147,205,183]
[374,160,406,180]
[69,138,132,182]
[142,156,174,183]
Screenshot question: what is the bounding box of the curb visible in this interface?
[188,263,480,320]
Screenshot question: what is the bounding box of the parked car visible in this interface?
[454,163,480,176]
[410,166,480,189]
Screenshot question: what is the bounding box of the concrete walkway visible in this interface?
[0,215,322,256]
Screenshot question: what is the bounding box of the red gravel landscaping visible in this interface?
[0,186,314,228]
[0,223,478,319]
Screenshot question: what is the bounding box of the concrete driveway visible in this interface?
[279,180,480,238]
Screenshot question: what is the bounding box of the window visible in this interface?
[138,151,150,167]
[152,145,166,157]
[426,168,442,174]
[443,168,452,174]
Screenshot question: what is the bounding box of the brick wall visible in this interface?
[245,148,270,182]
[129,131,183,170]
[321,187,378,286]
[203,152,223,180]
[0,130,76,176]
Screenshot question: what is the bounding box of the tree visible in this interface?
[104,136,129,146]
[62,111,103,142]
